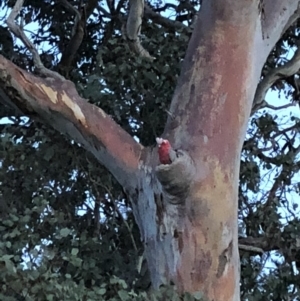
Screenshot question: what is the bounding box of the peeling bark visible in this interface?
[0,56,143,189]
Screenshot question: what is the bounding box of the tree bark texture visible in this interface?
[0,0,299,300]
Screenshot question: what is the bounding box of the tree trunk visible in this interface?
[0,0,299,300]
[129,1,300,300]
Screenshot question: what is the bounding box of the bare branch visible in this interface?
[239,233,300,266]
[0,55,143,190]
[125,0,154,60]
[144,4,188,31]
[238,236,273,252]
[116,0,127,14]
[98,6,112,18]
[6,0,63,79]
[261,102,298,111]
[252,46,300,114]
[58,0,87,76]
[238,244,264,254]
[271,123,299,140]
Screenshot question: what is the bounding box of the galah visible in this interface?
[156,137,176,164]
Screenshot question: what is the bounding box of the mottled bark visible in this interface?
[0,58,142,189]
[0,0,299,300]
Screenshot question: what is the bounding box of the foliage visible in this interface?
[0,0,300,300]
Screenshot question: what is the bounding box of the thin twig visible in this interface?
[271,124,299,140]
[262,101,297,111]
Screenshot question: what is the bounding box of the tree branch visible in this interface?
[258,102,297,112]
[271,123,299,140]
[144,4,188,31]
[262,0,300,44]
[125,0,154,60]
[252,45,300,114]
[58,0,87,76]
[239,233,300,265]
[60,0,81,19]
[238,243,264,254]
[58,0,99,77]
[238,236,275,253]
[6,0,63,80]
[0,55,143,190]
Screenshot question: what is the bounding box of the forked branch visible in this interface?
[6,0,63,79]
[3,0,144,189]
[252,45,300,114]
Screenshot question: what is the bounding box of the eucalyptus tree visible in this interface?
[0,0,300,301]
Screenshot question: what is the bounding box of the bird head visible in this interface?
[156,137,170,148]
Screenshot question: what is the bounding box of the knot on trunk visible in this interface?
[155,150,195,205]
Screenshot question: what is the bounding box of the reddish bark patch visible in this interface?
[191,250,212,284]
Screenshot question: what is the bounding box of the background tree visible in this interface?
[0,0,300,301]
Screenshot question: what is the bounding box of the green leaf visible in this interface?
[44,147,55,161]
[60,228,71,237]
[3,258,16,273]
[118,290,129,301]
[97,288,106,295]
[46,294,54,301]
[71,248,79,256]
